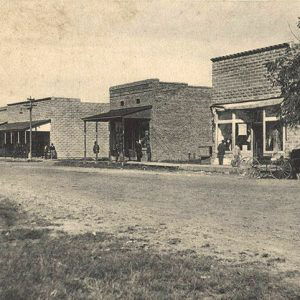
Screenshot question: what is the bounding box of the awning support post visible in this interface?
[95,121,98,161]
[84,121,87,160]
[122,117,125,166]
[17,131,20,144]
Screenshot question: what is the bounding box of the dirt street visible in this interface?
[0,162,299,278]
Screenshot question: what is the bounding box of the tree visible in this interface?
[266,20,300,127]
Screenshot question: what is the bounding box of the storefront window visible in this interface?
[235,123,251,151]
[217,124,232,151]
[235,110,253,123]
[265,121,283,152]
[265,106,280,118]
[218,111,232,120]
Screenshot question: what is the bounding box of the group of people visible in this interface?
[44,143,57,159]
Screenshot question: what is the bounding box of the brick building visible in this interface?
[210,43,300,164]
[83,79,212,162]
[0,97,109,159]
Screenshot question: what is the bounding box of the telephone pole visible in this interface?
[23,97,36,160]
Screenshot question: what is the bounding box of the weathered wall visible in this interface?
[5,98,110,158]
[109,79,212,161]
[211,44,288,104]
[0,108,7,124]
[151,86,212,161]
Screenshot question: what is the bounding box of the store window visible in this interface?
[265,121,283,152]
[218,111,232,120]
[217,123,232,151]
[235,123,251,151]
[265,106,280,118]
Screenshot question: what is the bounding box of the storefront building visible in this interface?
[210,43,300,164]
[0,97,109,159]
[83,79,212,162]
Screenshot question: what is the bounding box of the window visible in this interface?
[235,123,251,151]
[217,124,232,151]
[265,105,280,118]
[218,111,232,120]
[265,121,283,152]
[120,101,124,106]
[136,99,140,104]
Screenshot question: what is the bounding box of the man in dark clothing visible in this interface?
[217,140,226,165]
[93,141,100,160]
[49,143,56,159]
[135,140,142,162]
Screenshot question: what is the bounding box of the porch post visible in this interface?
[84,121,87,160]
[262,109,266,155]
[10,132,13,144]
[17,131,20,144]
[95,121,98,160]
[24,131,27,144]
[4,132,6,144]
[122,117,125,164]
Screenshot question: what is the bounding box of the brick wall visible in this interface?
[151,86,212,161]
[0,108,7,124]
[5,98,110,158]
[109,79,212,161]
[211,44,289,104]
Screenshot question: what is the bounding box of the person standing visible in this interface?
[142,131,151,162]
[93,141,100,160]
[135,140,142,162]
[44,144,49,159]
[49,143,56,159]
[217,140,226,165]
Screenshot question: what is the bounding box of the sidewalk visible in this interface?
[0,157,237,175]
[127,161,236,174]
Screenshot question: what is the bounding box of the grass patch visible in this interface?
[0,198,299,299]
[0,231,299,300]
[0,198,20,227]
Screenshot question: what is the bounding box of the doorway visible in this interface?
[252,123,263,159]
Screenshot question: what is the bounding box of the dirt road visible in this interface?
[0,161,299,277]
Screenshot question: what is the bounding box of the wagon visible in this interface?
[237,154,293,179]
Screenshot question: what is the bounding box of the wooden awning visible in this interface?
[211,98,283,111]
[0,119,51,132]
[82,105,152,122]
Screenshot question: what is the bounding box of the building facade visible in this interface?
[211,43,300,164]
[0,97,109,159]
[84,79,212,162]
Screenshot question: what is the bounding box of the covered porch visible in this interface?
[211,98,285,164]
[82,105,152,161]
[0,120,51,158]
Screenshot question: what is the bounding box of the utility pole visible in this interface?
[23,97,36,160]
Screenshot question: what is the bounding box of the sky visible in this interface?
[0,0,300,105]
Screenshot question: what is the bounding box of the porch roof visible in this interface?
[83,105,152,122]
[211,98,283,111]
[0,119,51,132]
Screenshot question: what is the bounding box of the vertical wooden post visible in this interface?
[122,117,125,164]
[10,132,12,144]
[95,121,98,160]
[17,131,20,144]
[4,132,6,144]
[84,121,87,160]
